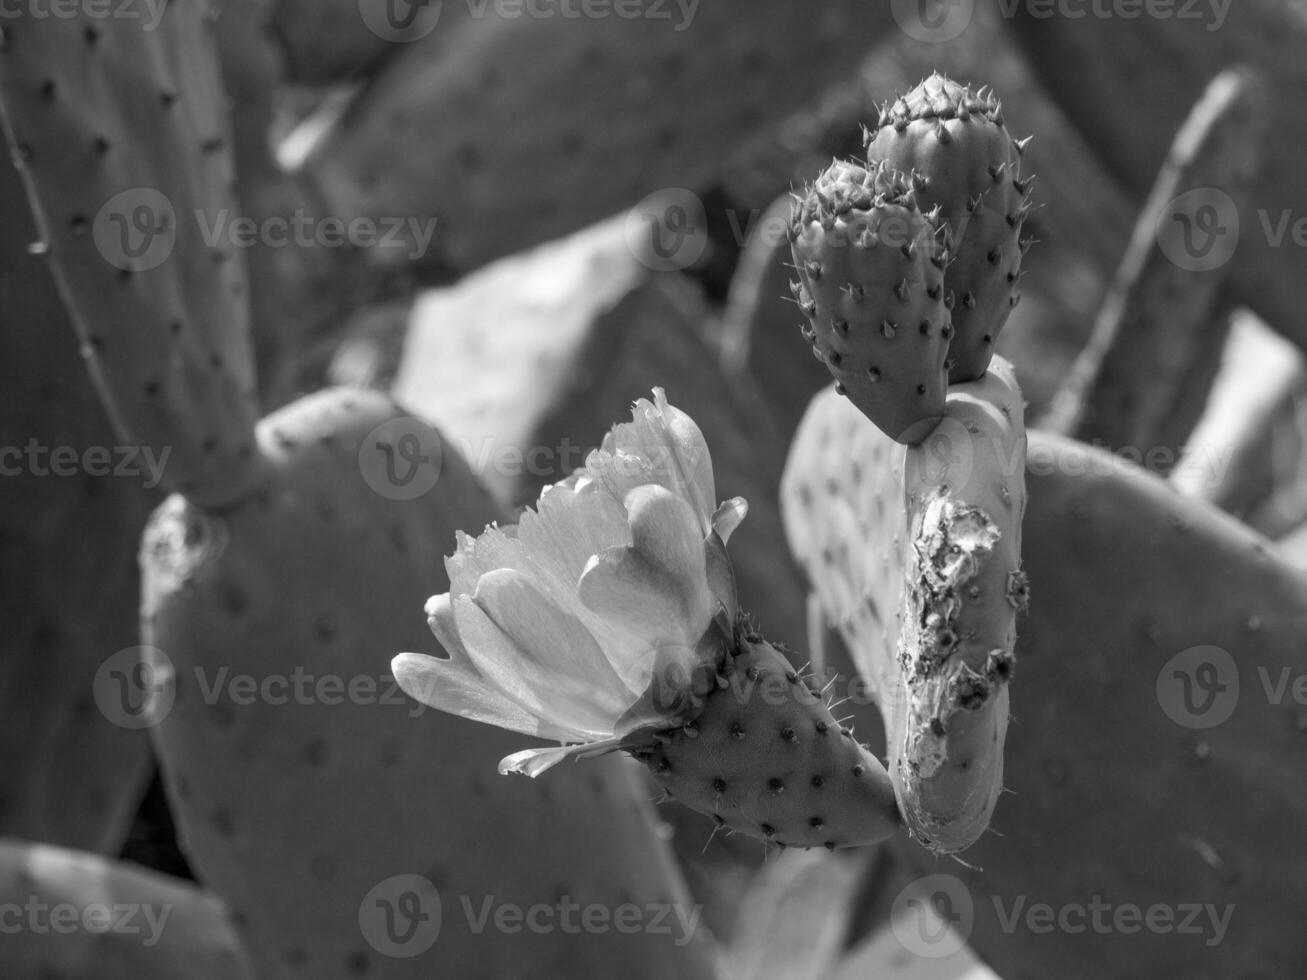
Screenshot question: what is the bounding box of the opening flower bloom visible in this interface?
[392,389,748,777]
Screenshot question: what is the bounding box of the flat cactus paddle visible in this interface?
[0,2,264,506]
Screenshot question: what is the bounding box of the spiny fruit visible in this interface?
[865,73,1034,383]
[790,159,951,445]
[632,622,900,849]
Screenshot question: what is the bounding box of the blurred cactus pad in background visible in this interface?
[3,2,1307,979]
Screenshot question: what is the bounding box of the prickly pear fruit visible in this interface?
[781,357,1028,854]
[0,3,264,507]
[0,839,255,979]
[143,388,714,979]
[635,624,900,850]
[790,159,951,445]
[865,74,1032,382]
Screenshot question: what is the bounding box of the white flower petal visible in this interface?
[462,573,634,731]
[590,389,717,533]
[624,485,711,626]
[711,496,749,544]
[391,652,577,742]
[445,522,527,598]
[498,736,627,777]
[577,547,687,645]
[514,477,631,610]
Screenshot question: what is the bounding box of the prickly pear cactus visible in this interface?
[781,356,1027,854]
[394,390,900,851]
[143,388,716,978]
[0,126,154,853]
[790,160,951,445]
[0,0,264,507]
[639,626,900,850]
[0,839,255,979]
[908,433,1307,978]
[865,73,1033,383]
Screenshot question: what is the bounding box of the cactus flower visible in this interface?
[392,389,747,777]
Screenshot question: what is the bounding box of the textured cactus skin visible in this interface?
[269,0,401,84]
[301,0,897,270]
[638,630,899,850]
[906,434,1307,979]
[786,388,1307,973]
[782,358,1026,853]
[790,161,951,445]
[0,3,264,506]
[1009,1,1307,356]
[894,360,1026,852]
[0,839,255,979]
[865,74,1031,384]
[1042,67,1266,459]
[0,126,155,853]
[141,388,715,980]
